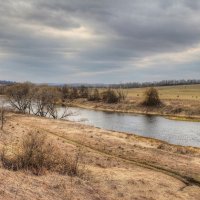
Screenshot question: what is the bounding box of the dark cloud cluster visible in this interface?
[0,0,200,83]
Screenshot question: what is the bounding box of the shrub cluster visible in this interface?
[142,87,161,107]
[60,86,127,103]
[101,89,120,103]
[88,88,127,103]
[87,89,101,101]
[59,85,89,100]
[0,132,83,176]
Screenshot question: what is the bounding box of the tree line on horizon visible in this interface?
[109,79,200,88]
[0,79,199,89]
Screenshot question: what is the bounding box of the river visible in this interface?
[64,107,200,147]
[1,97,200,147]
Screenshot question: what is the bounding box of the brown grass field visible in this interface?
[71,84,200,120]
[125,84,200,100]
[0,113,200,200]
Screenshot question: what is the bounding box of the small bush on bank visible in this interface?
[87,89,101,101]
[0,132,84,176]
[88,88,127,103]
[102,89,120,103]
[142,87,161,107]
[116,88,128,102]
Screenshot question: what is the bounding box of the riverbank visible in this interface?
[0,113,200,199]
[67,98,200,121]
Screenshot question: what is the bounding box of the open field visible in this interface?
[125,84,200,100]
[97,84,200,100]
[70,84,200,120]
[0,113,200,200]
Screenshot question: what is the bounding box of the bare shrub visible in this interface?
[58,148,85,177]
[1,133,55,174]
[102,89,120,103]
[87,88,127,103]
[0,132,84,176]
[116,88,128,102]
[69,88,79,99]
[142,87,161,107]
[87,88,101,101]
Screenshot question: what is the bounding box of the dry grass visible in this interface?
[71,84,200,119]
[0,132,84,177]
[125,84,200,100]
[97,84,200,100]
[0,113,200,200]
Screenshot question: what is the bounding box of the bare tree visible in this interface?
[6,83,33,113]
[32,86,72,119]
[5,83,74,120]
[31,86,58,117]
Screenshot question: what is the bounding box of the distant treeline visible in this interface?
[0,80,15,85]
[0,79,199,89]
[56,79,200,88]
[109,79,200,88]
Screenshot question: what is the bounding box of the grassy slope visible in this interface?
[0,113,200,200]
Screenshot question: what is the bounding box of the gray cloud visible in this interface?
[0,0,200,83]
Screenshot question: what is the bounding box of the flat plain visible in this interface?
[125,84,200,100]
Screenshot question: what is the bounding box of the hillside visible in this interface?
[0,113,199,200]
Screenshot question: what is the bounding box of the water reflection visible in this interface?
[143,115,157,123]
[66,107,200,147]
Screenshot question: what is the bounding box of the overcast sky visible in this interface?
[0,0,200,83]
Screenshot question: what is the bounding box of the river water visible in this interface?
[65,107,200,147]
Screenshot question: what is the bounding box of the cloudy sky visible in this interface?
[0,0,200,83]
